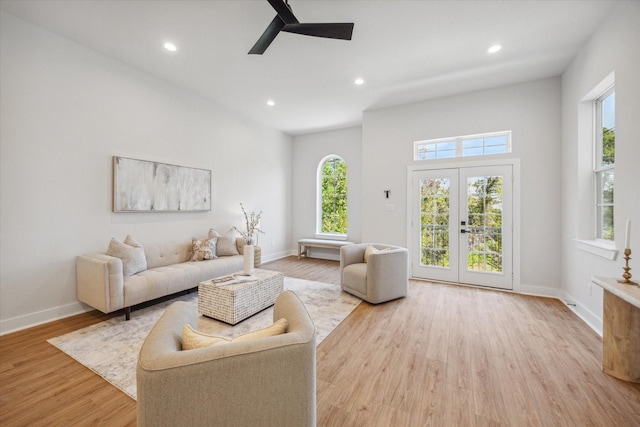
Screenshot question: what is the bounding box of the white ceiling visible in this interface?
[0,0,619,135]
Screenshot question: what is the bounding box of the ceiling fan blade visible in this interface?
[267,0,299,24]
[282,23,354,40]
[249,15,286,55]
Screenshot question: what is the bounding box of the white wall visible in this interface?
[361,77,562,294]
[560,2,640,334]
[292,127,362,259]
[0,12,293,334]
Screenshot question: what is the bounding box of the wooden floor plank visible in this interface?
[1,256,639,426]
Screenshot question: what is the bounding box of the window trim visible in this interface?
[575,71,618,259]
[414,130,512,161]
[315,155,348,240]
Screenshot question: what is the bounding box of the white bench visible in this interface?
[297,238,355,260]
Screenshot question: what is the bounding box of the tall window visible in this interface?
[317,156,348,237]
[595,88,615,240]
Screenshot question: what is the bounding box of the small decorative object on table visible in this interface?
[234,203,265,275]
[618,220,638,286]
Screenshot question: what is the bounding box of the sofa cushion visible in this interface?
[144,242,191,269]
[106,235,147,277]
[190,237,218,261]
[209,229,240,256]
[181,318,288,350]
[125,266,186,308]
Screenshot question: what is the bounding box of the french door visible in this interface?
[411,165,513,290]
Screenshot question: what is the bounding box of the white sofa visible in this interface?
[77,238,245,320]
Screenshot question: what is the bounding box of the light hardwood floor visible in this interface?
[1,257,639,426]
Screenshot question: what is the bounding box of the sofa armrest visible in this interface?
[76,254,125,314]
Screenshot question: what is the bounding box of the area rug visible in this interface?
[47,277,360,400]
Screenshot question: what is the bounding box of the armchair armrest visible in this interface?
[340,243,367,269]
[366,247,409,303]
[76,254,125,314]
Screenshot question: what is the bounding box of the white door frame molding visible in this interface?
[407,157,521,293]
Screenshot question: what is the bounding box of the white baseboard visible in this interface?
[2,250,296,336]
[559,290,603,337]
[5,265,601,340]
[518,283,562,299]
[261,249,294,263]
[514,283,603,337]
[0,301,89,336]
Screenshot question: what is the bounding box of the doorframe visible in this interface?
[407,157,522,293]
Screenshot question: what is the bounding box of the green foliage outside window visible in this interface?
[602,126,615,166]
[321,158,347,234]
[419,176,504,272]
[600,126,615,240]
[420,178,450,267]
[467,177,503,273]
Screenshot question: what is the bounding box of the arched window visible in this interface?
[317,155,348,238]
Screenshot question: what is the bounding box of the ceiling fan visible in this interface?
[249,0,354,55]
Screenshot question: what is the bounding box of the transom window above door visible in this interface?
[414,131,511,161]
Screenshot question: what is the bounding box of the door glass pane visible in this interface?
[466,176,503,273]
[420,178,450,267]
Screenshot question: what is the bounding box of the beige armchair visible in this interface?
[340,243,408,304]
[137,290,316,427]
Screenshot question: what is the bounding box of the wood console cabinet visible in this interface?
[591,276,640,383]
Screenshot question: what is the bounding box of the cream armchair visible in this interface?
[340,243,408,304]
[137,290,316,427]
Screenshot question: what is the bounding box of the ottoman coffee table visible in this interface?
[198,269,284,325]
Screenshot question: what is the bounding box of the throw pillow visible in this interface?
[211,228,240,256]
[364,245,390,263]
[106,235,147,276]
[181,318,289,350]
[190,237,218,261]
[182,324,231,350]
[232,318,288,343]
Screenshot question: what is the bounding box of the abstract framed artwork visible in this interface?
[112,156,211,212]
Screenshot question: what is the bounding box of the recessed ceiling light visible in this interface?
[487,44,502,54]
[164,42,177,52]
[267,100,275,107]
[354,78,365,86]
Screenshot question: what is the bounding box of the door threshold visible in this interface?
[410,276,514,293]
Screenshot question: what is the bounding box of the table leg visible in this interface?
[603,290,640,383]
